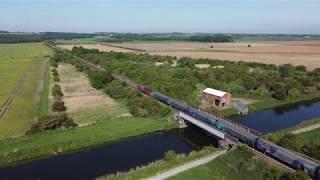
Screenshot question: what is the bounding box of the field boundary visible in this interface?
[0,62,33,120]
[102,43,146,52]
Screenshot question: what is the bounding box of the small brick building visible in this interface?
[201,88,232,107]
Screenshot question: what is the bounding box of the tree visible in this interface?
[52,100,66,112]
[52,84,63,97]
[243,76,259,90]
[279,64,295,78]
[27,114,77,134]
[88,70,113,89]
[296,65,306,72]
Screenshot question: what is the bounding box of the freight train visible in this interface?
[137,85,320,179]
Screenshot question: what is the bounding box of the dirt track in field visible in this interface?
[59,41,320,70]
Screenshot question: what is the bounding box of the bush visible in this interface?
[296,65,307,72]
[279,64,295,78]
[27,114,77,134]
[51,68,58,74]
[301,142,320,160]
[88,70,113,89]
[164,150,177,161]
[277,133,299,150]
[52,84,63,97]
[52,99,66,112]
[303,86,317,95]
[104,80,128,99]
[280,171,309,180]
[53,76,60,82]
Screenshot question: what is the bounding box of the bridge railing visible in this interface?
[198,109,262,137]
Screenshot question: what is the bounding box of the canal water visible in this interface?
[231,98,320,134]
[0,127,216,180]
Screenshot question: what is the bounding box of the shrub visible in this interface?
[104,80,128,99]
[52,99,66,112]
[53,76,60,82]
[279,64,295,78]
[277,133,299,150]
[301,142,320,160]
[27,114,77,134]
[280,171,309,180]
[164,150,177,161]
[52,84,63,97]
[51,68,58,74]
[303,86,317,95]
[88,70,113,89]
[288,88,301,98]
[296,65,307,72]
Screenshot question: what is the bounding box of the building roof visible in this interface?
[203,88,226,97]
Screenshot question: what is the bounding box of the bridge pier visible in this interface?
[172,109,187,128]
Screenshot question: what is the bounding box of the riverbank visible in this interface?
[0,116,176,167]
[167,147,302,180]
[98,146,218,180]
[102,146,294,180]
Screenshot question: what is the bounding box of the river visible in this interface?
[0,127,216,180]
[231,98,320,134]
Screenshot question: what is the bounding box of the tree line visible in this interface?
[0,32,94,43]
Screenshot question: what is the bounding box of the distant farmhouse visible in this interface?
[201,88,232,107]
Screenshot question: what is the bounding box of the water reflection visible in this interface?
[231,98,320,134]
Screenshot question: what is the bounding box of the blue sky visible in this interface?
[0,0,319,34]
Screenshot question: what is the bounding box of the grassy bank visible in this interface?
[98,146,218,180]
[0,116,176,166]
[168,147,291,180]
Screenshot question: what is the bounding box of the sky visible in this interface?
[0,0,319,34]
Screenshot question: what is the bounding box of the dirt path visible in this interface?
[147,150,227,180]
[291,124,320,134]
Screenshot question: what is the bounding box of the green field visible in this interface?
[0,43,52,138]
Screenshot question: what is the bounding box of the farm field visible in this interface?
[57,63,129,125]
[102,41,320,70]
[0,43,52,138]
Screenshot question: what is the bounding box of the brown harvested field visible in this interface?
[56,63,129,125]
[111,41,320,70]
[59,41,320,70]
[58,44,134,53]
